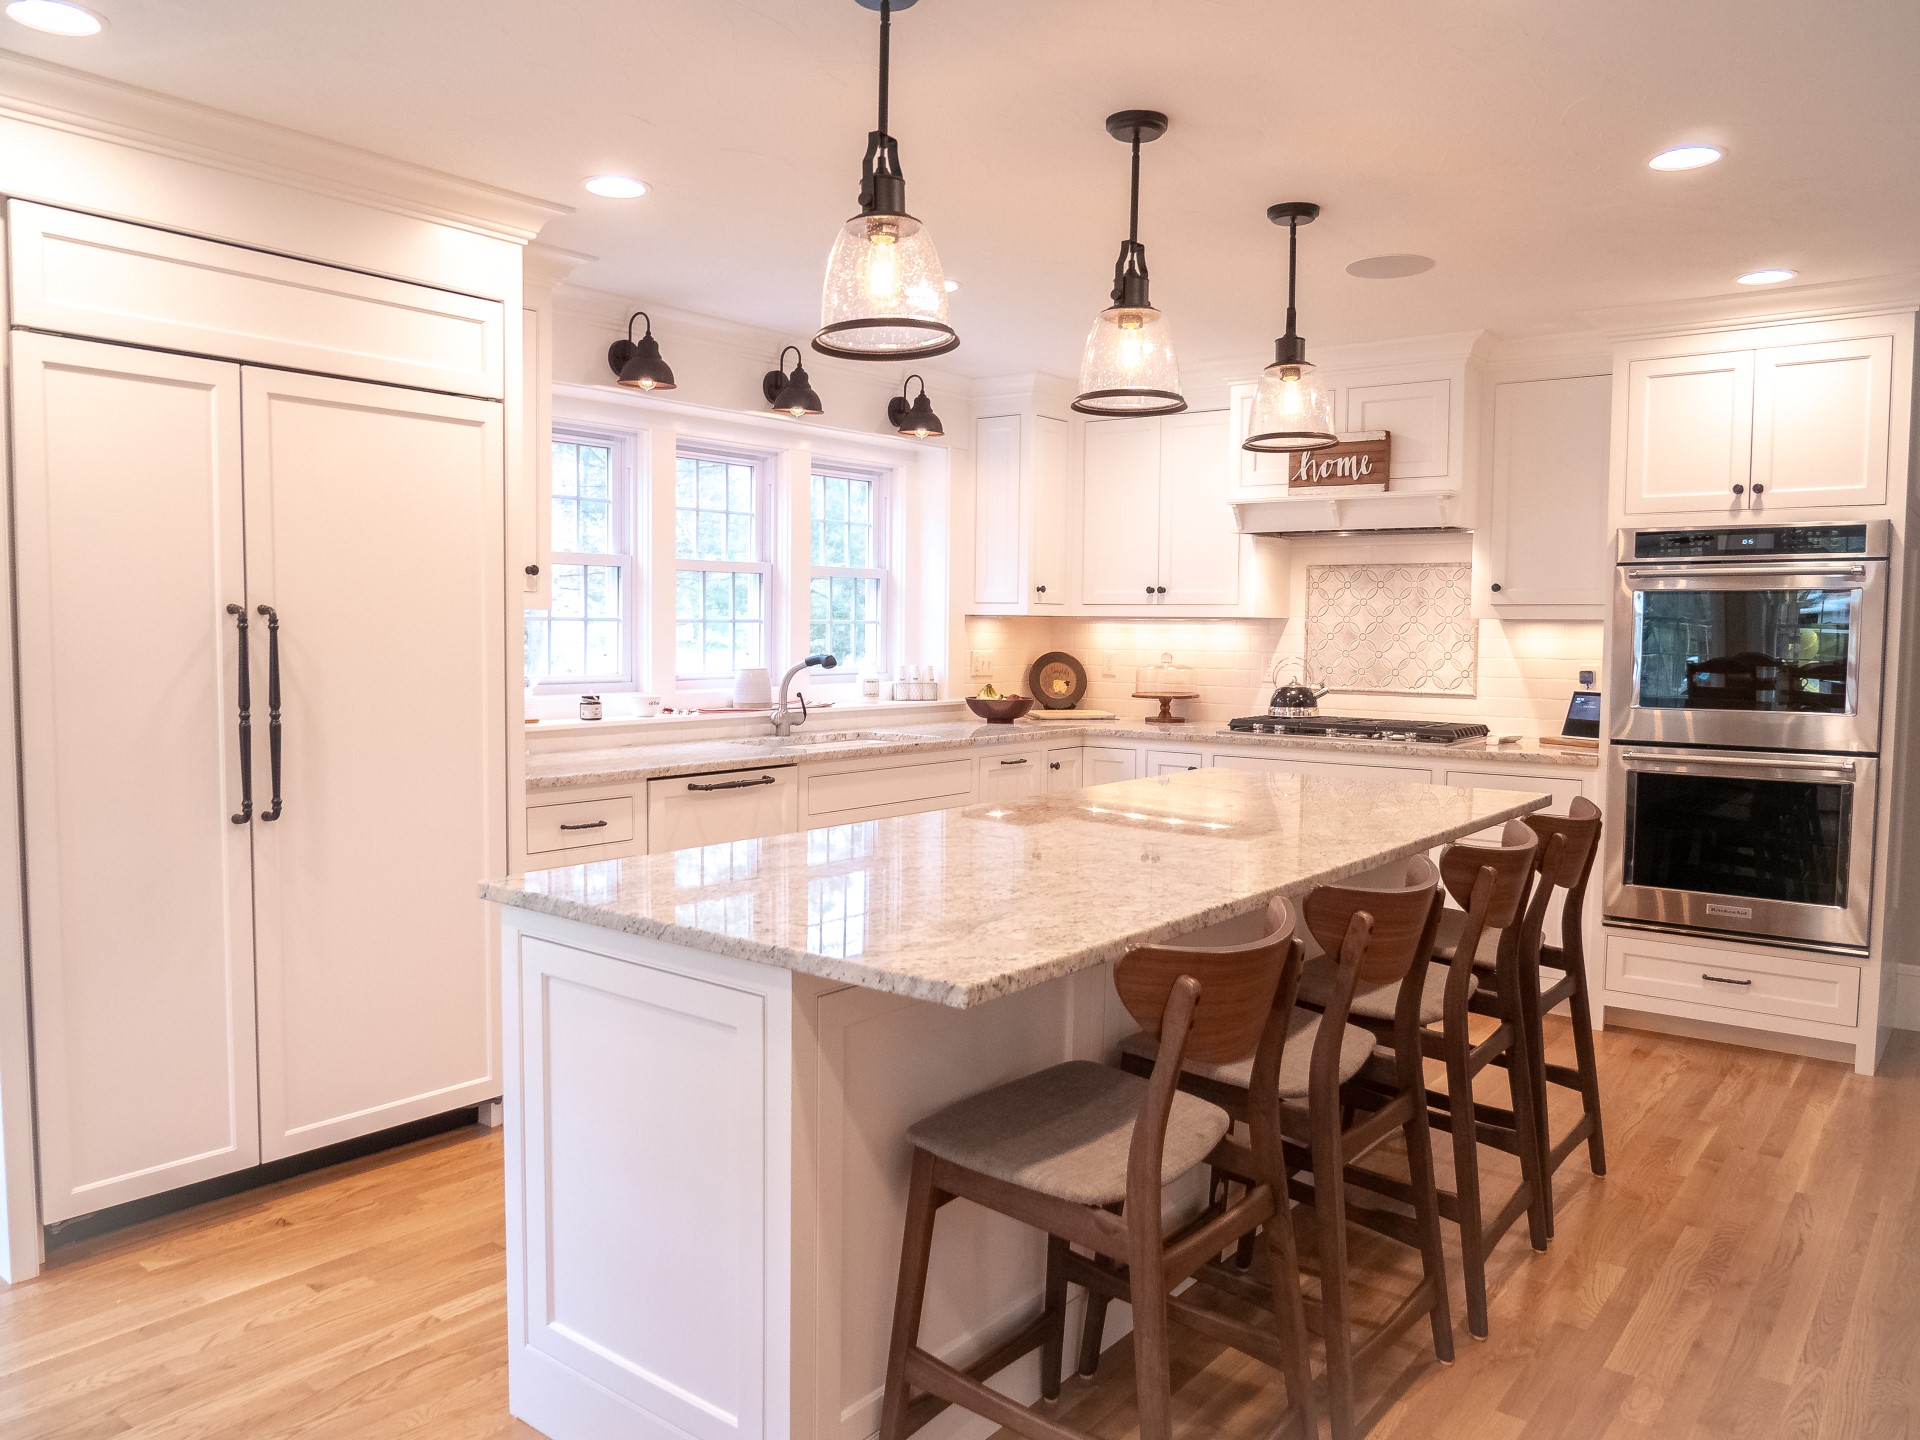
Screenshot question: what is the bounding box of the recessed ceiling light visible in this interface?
[1736,268,1797,286]
[5,0,105,35]
[583,174,649,199]
[1648,144,1724,172]
[1346,254,1435,280]
[943,278,960,293]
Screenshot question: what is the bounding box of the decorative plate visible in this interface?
[1027,651,1088,710]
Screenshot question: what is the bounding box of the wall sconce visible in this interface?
[887,374,944,438]
[606,311,676,391]
[762,345,824,417]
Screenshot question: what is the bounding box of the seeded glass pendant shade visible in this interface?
[1244,201,1338,453]
[814,0,957,361]
[1074,110,1184,416]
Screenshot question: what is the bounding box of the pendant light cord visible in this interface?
[1284,217,1299,340]
[1128,135,1141,246]
[876,0,891,139]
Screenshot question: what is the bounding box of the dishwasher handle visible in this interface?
[686,774,780,793]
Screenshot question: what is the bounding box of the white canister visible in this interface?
[861,672,882,702]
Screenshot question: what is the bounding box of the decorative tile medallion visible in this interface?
[1305,563,1477,695]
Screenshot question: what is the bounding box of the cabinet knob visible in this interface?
[1048,761,1061,770]
[1156,586,1167,594]
[1145,585,1155,595]
[525,563,541,577]
[1752,483,1765,495]
[1035,584,1046,594]
[1490,582,1503,593]
[1732,484,1745,495]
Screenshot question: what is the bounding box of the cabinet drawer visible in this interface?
[1604,933,1859,1028]
[7,202,505,398]
[805,758,975,818]
[526,794,639,854]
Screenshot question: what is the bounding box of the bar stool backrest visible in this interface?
[1303,856,1442,992]
[1114,897,1296,1067]
[1524,796,1603,894]
[1437,821,1540,931]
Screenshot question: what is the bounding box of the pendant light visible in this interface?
[606,311,677,392]
[1072,110,1185,417]
[763,345,824,417]
[1244,201,1338,453]
[887,375,943,438]
[813,0,957,361]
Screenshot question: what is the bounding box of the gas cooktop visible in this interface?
[1226,715,1492,745]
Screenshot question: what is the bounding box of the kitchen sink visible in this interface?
[728,730,936,749]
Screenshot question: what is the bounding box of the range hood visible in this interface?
[1234,488,1465,537]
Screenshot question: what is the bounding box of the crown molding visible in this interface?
[0,52,569,244]
[524,241,595,298]
[1579,273,1920,341]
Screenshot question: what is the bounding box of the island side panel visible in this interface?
[501,908,795,1440]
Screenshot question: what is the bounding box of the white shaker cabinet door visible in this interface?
[1079,417,1163,606]
[1157,410,1240,607]
[243,369,506,1162]
[1044,747,1084,793]
[1750,336,1893,510]
[1621,351,1754,515]
[1487,375,1611,610]
[1082,746,1142,786]
[12,335,260,1221]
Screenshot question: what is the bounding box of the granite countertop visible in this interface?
[526,717,1598,791]
[484,768,1551,1008]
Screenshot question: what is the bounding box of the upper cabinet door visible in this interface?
[11,334,260,1222]
[1487,375,1611,611]
[971,415,1024,608]
[1029,415,1070,607]
[1751,336,1893,511]
[1622,350,1754,514]
[1157,410,1241,607]
[1344,378,1452,484]
[7,202,505,399]
[1080,416,1163,605]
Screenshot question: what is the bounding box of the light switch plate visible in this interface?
[969,650,994,678]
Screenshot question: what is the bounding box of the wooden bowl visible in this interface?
[965,695,1035,724]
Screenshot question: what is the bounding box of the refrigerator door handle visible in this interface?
[256,605,283,821]
[226,603,253,825]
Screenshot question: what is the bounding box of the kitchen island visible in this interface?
[483,768,1551,1440]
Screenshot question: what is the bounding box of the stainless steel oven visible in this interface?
[1610,522,1890,753]
[1604,745,1877,952]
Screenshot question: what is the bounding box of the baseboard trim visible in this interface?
[1603,1007,1858,1066]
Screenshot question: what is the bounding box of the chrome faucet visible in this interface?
[770,654,837,736]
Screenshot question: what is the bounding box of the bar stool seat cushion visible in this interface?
[1118,1006,1374,1098]
[1430,907,1502,969]
[1298,943,1473,1025]
[906,1061,1231,1207]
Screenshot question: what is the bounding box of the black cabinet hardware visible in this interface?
[1034,584,1046,593]
[1752,483,1765,495]
[256,605,282,822]
[1491,582,1503,593]
[1733,483,1745,495]
[1145,585,1154,595]
[1156,585,1167,594]
[687,775,778,792]
[1701,973,1753,986]
[1000,757,1028,766]
[1048,761,1061,770]
[559,819,610,831]
[226,604,252,825]
[525,563,542,577]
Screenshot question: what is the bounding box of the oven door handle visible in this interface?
[1619,750,1858,783]
[1622,562,1870,584]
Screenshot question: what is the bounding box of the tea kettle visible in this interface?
[1268,677,1328,717]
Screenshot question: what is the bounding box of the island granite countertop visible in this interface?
[484,767,1551,1008]
[526,717,1597,792]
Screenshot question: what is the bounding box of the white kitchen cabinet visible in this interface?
[648,767,799,853]
[1485,375,1611,614]
[12,337,261,1221]
[1212,753,1296,774]
[1083,746,1142,786]
[526,788,644,859]
[977,751,1045,803]
[1750,336,1893,510]
[802,756,976,824]
[1079,410,1251,614]
[1144,748,1205,775]
[1603,930,1859,1032]
[243,368,506,1163]
[970,412,1069,613]
[1044,747,1084,792]
[1344,378,1451,482]
[1621,350,1753,515]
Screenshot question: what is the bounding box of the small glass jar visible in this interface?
[578,694,603,721]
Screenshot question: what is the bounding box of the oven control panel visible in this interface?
[1628,524,1874,561]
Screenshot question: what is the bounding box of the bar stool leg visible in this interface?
[1076,1290,1113,1378]
[1502,984,1552,1253]
[1310,1101,1360,1440]
[1263,1195,1319,1438]
[1125,1232,1175,1440]
[1040,1237,1069,1402]
[879,1150,943,1440]
[1402,1086,1457,1365]
[1567,968,1609,1177]
[1442,1033,1491,1339]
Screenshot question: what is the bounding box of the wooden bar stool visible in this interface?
[1110,859,1455,1440]
[877,899,1316,1440]
[1330,822,1549,1339]
[1448,798,1607,1238]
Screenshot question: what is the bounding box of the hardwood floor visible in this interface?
[1,1023,1914,1439]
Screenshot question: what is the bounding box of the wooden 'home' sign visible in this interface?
[1285,431,1390,493]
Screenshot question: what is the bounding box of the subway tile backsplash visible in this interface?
[964,613,1601,737]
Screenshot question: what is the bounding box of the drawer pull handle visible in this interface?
[688,775,778,792]
[559,819,610,831]
[1701,973,1754,987]
[1000,758,1028,766]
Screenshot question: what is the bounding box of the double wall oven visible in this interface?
[1605,521,1890,953]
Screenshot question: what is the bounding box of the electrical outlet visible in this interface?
[1102,651,1116,677]
[969,650,994,678]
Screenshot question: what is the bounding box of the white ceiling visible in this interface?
[6,0,1918,377]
